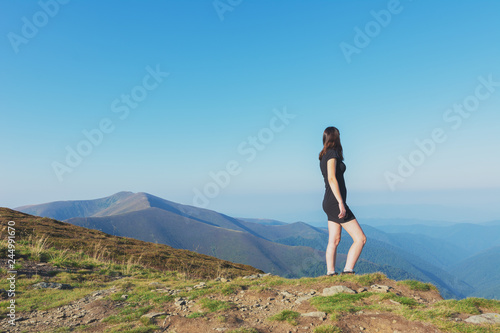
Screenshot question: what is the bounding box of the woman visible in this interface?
[319,126,366,275]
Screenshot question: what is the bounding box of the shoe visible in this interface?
[341,270,355,275]
[326,272,338,276]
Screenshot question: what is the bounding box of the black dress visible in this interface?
[320,148,356,223]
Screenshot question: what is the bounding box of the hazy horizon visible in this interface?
[8,188,500,225]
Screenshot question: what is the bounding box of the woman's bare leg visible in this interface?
[326,221,342,273]
[341,219,366,271]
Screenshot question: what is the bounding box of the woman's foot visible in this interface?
[341,270,355,275]
[326,271,338,276]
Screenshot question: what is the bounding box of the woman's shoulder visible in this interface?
[323,148,340,160]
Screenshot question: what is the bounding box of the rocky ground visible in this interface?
[1,263,499,332]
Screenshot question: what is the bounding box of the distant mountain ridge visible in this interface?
[16,191,135,220]
[16,191,498,299]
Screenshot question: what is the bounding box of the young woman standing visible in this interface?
[319,126,366,275]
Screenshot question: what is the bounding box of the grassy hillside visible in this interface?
[66,207,325,278]
[1,224,499,333]
[0,208,260,279]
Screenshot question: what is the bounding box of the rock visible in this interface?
[152,289,170,293]
[371,284,392,293]
[194,282,206,289]
[465,313,500,324]
[322,285,356,296]
[142,312,168,319]
[148,282,164,288]
[295,295,314,304]
[220,278,230,283]
[357,287,368,293]
[121,295,128,300]
[280,291,295,298]
[214,328,227,332]
[32,282,72,290]
[175,298,186,307]
[301,312,326,319]
[243,273,271,279]
[389,299,400,305]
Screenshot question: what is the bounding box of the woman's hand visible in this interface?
[338,202,346,219]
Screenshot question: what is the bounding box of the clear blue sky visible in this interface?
[1,0,499,223]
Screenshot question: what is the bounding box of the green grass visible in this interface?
[263,272,386,288]
[219,283,241,295]
[313,325,343,333]
[187,311,206,319]
[397,279,435,291]
[0,274,102,315]
[226,328,259,333]
[216,315,227,322]
[103,323,159,333]
[199,298,234,312]
[432,298,500,316]
[378,292,421,308]
[102,305,153,324]
[268,310,300,325]
[310,292,375,315]
[392,297,500,333]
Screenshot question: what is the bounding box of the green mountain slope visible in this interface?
[238,220,327,241]
[450,246,500,299]
[378,223,500,254]
[237,217,288,226]
[66,207,324,278]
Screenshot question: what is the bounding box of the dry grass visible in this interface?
[0,208,261,279]
[122,255,143,276]
[27,234,50,260]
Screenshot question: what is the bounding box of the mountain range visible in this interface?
[17,191,500,299]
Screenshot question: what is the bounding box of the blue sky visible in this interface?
[1,0,499,223]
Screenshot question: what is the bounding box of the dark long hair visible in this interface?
[319,126,343,161]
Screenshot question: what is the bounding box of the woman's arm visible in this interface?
[327,158,346,218]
